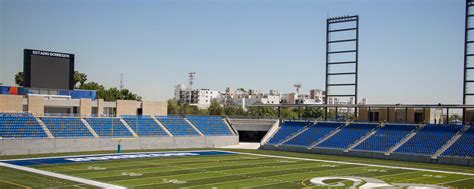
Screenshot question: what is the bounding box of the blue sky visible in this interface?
[0,0,465,103]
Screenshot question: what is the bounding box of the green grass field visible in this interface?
[0,149,473,188]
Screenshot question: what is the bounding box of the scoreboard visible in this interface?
[24,49,75,90]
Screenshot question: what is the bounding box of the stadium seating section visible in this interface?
[0,113,48,138]
[315,123,378,149]
[284,122,343,147]
[122,116,169,137]
[186,116,234,136]
[354,124,417,152]
[395,124,463,155]
[41,117,93,138]
[85,118,133,137]
[441,126,473,158]
[156,115,200,136]
[1,112,473,160]
[267,121,311,145]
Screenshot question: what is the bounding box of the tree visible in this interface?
[224,103,245,115]
[73,71,87,87]
[15,70,142,101]
[14,72,24,86]
[302,107,324,119]
[247,106,277,118]
[280,107,298,119]
[78,81,106,99]
[208,100,224,115]
[167,99,181,115]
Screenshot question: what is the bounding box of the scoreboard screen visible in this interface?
[24,49,75,90]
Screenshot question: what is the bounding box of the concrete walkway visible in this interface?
[218,142,260,149]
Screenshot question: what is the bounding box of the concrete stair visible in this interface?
[277,124,313,146]
[346,126,379,152]
[36,117,54,138]
[260,119,281,145]
[119,118,139,137]
[309,123,347,148]
[385,124,425,155]
[184,118,205,136]
[153,117,173,136]
[80,118,99,137]
[223,118,238,136]
[432,125,471,159]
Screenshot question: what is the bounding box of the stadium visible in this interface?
[0,0,473,189]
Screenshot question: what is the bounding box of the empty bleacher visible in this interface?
[41,117,93,138]
[353,124,417,152]
[441,126,473,158]
[267,121,312,145]
[122,115,169,137]
[395,124,463,155]
[283,122,343,147]
[0,113,48,138]
[156,115,200,136]
[186,116,234,136]
[315,123,378,149]
[85,118,133,137]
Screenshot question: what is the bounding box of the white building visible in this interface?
[174,85,221,108]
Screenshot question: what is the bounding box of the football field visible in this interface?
[0,149,473,188]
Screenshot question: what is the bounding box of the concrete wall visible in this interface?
[142,101,167,116]
[0,95,23,113]
[0,136,238,156]
[97,99,104,115]
[260,144,474,167]
[27,96,44,116]
[229,119,276,132]
[79,98,92,117]
[357,108,433,123]
[116,100,138,116]
[358,107,368,121]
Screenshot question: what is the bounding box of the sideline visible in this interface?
[222,150,474,176]
[0,162,125,189]
[0,149,230,161]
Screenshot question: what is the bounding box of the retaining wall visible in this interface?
[0,136,238,156]
[260,144,474,167]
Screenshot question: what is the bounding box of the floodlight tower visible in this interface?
[324,15,359,120]
[463,0,474,123]
[294,83,302,93]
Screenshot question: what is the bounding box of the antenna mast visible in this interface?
[120,73,124,90]
[188,72,196,90]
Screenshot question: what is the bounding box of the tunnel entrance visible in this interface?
[238,131,267,142]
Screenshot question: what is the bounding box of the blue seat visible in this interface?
[85,118,133,137]
[267,121,312,145]
[186,116,234,136]
[122,115,169,137]
[316,123,378,149]
[354,124,417,152]
[41,117,93,138]
[395,124,463,155]
[0,113,48,138]
[156,115,200,136]
[284,122,343,147]
[442,126,473,158]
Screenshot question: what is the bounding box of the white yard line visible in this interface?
[220,150,474,177]
[437,177,474,185]
[0,162,126,189]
